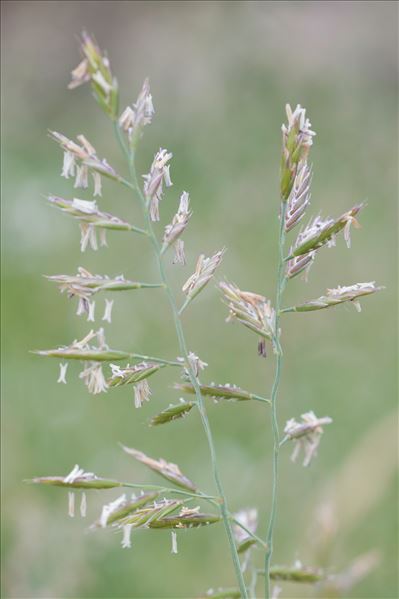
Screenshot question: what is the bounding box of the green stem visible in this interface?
[264,201,287,598]
[121,481,219,502]
[127,353,181,367]
[115,129,247,597]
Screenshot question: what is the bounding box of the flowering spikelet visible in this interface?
[68,32,118,119]
[29,463,122,489]
[121,445,198,492]
[186,352,208,378]
[287,204,363,260]
[281,104,315,201]
[109,362,165,407]
[182,250,225,302]
[48,196,142,252]
[47,267,163,318]
[143,148,173,221]
[175,381,269,403]
[283,282,383,313]
[285,162,312,232]
[233,508,258,554]
[284,411,333,467]
[149,507,221,529]
[162,191,192,263]
[108,362,164,386]
[219,281,275,355]
[150,400,195,426]
[34,327,131,362]
[97,492,160,528]
[119,78,154,145]
[49,131,119,194]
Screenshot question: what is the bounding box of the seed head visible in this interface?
[143,148,173,221]
[49,131,119,194]
[47,196,139,251]
[284,411,332,467]
[281,104,315,201]
[182,249,225,302]
[150,400,195,426]
[29,463,122,489]
[175,381,260,402]
[69,32,118,119]
[285,162,312,232]
[162,191,192,262]
[121,445,198,492]
[96,491,160,528]
[34,328,131,362]
[219,281,275,353]
[288,204,363,260]
[119,78,154,146]
[286,282,383,313]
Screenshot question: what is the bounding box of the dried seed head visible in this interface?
[285,281,383,313]
[219,281,275,352]
[182,249,225,302]
[49,131,119,194]
[162,191,192,259]
[143,148,173,221]
[119,78,154,145]
[149,401,195,426]
[69,32,118,118]
[284,411,332,467]
[281,104,315,201]
[121,445,198,492]
[285,162,312,232]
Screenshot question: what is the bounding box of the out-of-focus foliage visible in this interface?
[1,2,397,598]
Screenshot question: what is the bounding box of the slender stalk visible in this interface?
[114,128,248,598]
[121,481,219,502]
[264,201,287,598]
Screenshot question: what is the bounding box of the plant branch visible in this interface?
[264,201,287,598]
[114,129,248,598]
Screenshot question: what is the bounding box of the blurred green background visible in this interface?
[1,2,397,598]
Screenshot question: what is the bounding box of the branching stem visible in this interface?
[113,125,248,598]
[264,201,287,598]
